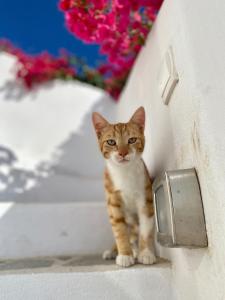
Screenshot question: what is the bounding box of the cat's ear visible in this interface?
[130,106,145,131]
[92,112,109,138]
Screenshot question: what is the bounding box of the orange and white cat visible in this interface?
[92,107,156,267]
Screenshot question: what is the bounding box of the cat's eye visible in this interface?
[107,139,116,146]
[128,137,137,144]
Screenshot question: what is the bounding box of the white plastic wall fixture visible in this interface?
[158,47,179,105]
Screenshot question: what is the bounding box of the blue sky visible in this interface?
[0,0,106,67]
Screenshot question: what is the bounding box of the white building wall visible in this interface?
[0,54,115,258]
[0,53,116,204]
[118,0,225,299]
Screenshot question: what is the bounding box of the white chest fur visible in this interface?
[106,158,146,214]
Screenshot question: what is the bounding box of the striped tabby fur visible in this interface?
[92,107,156,267]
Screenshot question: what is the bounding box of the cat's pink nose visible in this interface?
[118,149,128,157]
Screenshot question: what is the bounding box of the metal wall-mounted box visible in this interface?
[153,168,208,248]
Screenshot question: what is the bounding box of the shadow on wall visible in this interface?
[0,79,61,102]
[0,80,116,203]
[0,80,32,101]
[0,145,37,196]
[0,54,116,258]
[0,81,116,257]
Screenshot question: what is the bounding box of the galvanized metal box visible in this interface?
[153,168,208,248]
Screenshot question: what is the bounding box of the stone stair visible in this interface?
[0,202,114,259]
[0,255,175,300]
[0,53,176,299]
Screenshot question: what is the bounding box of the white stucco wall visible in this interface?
[0,53,115,257]
[118,0,225,299]
[0,53,116,204]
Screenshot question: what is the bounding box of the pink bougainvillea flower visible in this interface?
[0,40,76,89]
[59,0,164,98]
[0,0,163,100]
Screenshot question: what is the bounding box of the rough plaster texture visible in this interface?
[0,259,175,300]
[118,0,225,299]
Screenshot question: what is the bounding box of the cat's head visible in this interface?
[92,107,145,165]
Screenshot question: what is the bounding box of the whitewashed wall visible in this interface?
[118,0,225,299]
[0,53,115,258]
[0,53,116,203]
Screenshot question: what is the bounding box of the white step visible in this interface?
[0,202,114,259]
[0,256,175,300]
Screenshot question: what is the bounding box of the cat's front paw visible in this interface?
[138,249,156,265]
[116,255,135,267]
[102,249,117,260]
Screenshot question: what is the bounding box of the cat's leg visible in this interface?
[102,243,117,260]
[130,226,139,259]
[108,192,135,267]
[137,199,156,265]
[126,216,139,259]
[138,215,156,264]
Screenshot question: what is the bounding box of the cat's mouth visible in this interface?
[117,158,130,163]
